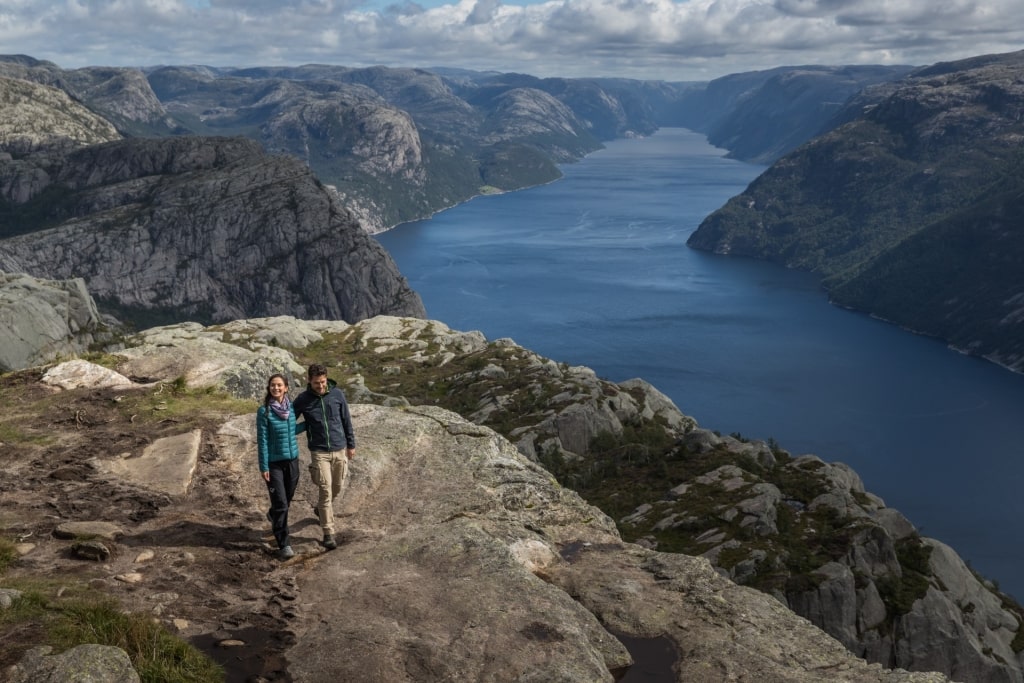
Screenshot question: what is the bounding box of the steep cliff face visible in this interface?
[617,451,1024,682]
[257,89,429,233]
[0,136,425,326]
[688,50,1024,372]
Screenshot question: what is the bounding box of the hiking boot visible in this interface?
[322,534,337,550]
[278,545,295,560]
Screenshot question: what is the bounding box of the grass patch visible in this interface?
[111,382,255,427]
[0,537,17,573]
[78,351,127,370]
[0,581,222,683]
[0,422,51,446]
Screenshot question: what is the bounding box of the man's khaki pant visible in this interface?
[309,449,348,536]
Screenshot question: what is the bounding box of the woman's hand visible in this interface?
[262,471,270,482]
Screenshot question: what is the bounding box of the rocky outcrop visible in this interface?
[0,271,105,371]
[1,333,951,681]
[0,135,425,326]
[619,448,1024,682]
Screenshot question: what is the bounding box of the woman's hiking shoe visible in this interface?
[278,545,295,560]
[322,534,337,550]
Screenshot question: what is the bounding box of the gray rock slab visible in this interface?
[92,430,201,496]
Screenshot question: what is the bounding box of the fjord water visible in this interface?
[376,128,1024,598]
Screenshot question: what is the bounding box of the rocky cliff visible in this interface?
[0,133,425,327]
[688,49,1024,373]
[309,316,1024,682]
[1,315,954,682]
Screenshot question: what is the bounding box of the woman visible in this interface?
[257,373,305,560]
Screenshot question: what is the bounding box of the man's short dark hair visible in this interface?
[307,363,329,379]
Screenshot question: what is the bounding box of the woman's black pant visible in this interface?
[266,458,300,549]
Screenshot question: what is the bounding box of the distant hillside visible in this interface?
[670,64,914,163]
[688,50,1024,372]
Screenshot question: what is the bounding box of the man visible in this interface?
[292,363,356,550]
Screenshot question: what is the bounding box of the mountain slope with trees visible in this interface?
[688,50,1024,372]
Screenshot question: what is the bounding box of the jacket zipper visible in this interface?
[318,396,331,451]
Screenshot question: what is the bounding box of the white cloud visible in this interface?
[2,0,1021,79]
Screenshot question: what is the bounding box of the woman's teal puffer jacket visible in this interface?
[257,405,304,472]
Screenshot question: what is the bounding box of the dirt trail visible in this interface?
[0,376,322,680]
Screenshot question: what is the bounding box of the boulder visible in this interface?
[0,271,103,371]
[5,644,139,683]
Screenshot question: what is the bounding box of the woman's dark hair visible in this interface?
[263,373,289,407]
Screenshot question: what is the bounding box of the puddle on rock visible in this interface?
[609,629,679,682]
[191,626,293,683]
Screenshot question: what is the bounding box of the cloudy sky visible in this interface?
[1,0,1021,81]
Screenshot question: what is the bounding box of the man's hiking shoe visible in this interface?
[322,535,337,550]
[278,545,295,560]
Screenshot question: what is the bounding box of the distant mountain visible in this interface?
[0,87,424,327]
[671,64,914,163]
[0,55,186,137]
[688,50,1024,372]
[140,63,621,231]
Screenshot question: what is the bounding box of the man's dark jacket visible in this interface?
[292,378,356,452]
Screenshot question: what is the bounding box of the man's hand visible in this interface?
[346,448,356,460]
[262,471,270,482]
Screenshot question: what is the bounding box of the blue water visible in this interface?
[376,128,1024,598]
